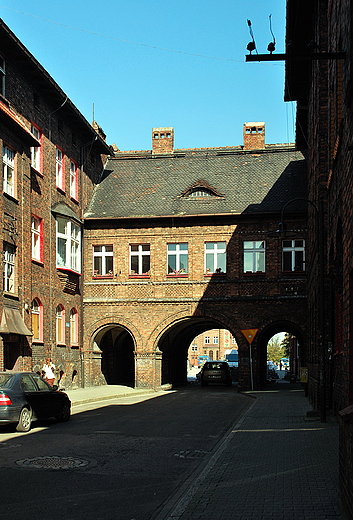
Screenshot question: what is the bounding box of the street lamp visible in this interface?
[268,197,326,422]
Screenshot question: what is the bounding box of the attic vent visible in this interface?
[190,190,212,197]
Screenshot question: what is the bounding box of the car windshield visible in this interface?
[204,362,226,370]
[0,374,14,388]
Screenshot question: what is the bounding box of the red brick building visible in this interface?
[0,19,111,387]
[188,329,238,367]
[285,1,353,517]
[83,125,308,391]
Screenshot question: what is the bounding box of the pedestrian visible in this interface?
[42,358,56,386]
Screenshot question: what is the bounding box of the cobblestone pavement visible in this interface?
[167,384,343,520]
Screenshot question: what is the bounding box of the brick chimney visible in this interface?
[152,127,174,154]
[243,122,265,150]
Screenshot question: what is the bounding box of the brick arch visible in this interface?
[86,314,141,350]
[148,307,238,351]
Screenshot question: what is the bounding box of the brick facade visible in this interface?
[0,20,111,388]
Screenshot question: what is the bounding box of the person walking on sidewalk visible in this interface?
[42,358,56,386]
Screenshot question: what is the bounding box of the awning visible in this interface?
[51,202,82,224]
[0,307,32,336]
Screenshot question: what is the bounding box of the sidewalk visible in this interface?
[65,384,163,406]
[165,383,343,520]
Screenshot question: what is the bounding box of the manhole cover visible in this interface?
[16,456,90,469]
[173,450,209,459]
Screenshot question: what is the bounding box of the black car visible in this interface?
[0,371,71,432]
[199,361,232,387]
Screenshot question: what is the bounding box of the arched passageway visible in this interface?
[93,325,135,387]
[257,321,305,388]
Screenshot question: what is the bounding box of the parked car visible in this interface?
[199,361,232,387]
[0,371,71,432]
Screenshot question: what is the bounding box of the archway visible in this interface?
[257,321,305,388]
[93,325,135,386]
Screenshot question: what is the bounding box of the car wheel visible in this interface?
[56,402,71,422]
[16,407,32,432]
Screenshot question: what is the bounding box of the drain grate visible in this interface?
[16,456,90,470]
[173,449,209,459]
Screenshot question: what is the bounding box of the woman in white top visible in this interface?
[42,358,56,386]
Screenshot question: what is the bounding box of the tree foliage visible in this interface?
[267,333,290,364]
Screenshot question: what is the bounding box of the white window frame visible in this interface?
[70,159,78,200]
[205,241,226,274]
[243,241,266,273]
[130,244,150,275]
[31,216,42,262]
[205,336,210,344]
[167,243,188,274]
[56,304,65,344]
[93,245,113,277]
[56,147,64,190]
[3,145,15,197]
[56,217,81,273]
[213,336,219,344]
[70,308,78,345]
[31,124,42,172]
[3,243,15,292]
[282,240,306,272]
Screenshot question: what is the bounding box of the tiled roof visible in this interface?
[84,145,307,220]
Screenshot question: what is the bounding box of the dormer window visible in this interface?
[190,190,212,197]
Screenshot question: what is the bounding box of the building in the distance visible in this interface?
[188,329,238,366]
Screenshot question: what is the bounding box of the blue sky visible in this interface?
[0,1,295,151]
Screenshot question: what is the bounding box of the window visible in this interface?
[56,217,81,273]
[31,298,43,341]
[130,244,150,275]
[56,147,64,190]
[31,124,42,173]
[167,243,188,274]
[213,336,219,344]
[205,242,226,274]
[3,242,15,292]
[282,240,305,272]
[56,304,65,344]
[190,190,211,197]
[0,55,5,97]
[3,145,15,197]
[70,308,78,345]
[191,344,197,352]
[232,336,236,344]
[205,336,210,344]
[31,216,43,262]
[70,160,78,200]
[93,245,113,277]
[243,241,265,273]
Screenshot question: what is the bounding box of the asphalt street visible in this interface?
[0,383,252,520]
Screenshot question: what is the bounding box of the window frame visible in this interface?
[167,243,188,276]
[31,124,42,174]
[92,245,114,278]
[31,215,43,263]
[129,244,150,277]
[282,239,306,273]
[243,240,266,274]
[3,145,15,198]
[56,147,65,191]
[3,242,15,293]
[31,298,43,342]
[70,159,78,200]
[56,304,65,345]
[56,217,81,274]
[204,241,226,275]
[70,308,78,346]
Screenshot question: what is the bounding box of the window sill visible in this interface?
[92,274,114,280]
[31,166,43,178]
[56,343,66,348]
[243,272,266,276]
[204,273,226,277]
[70,344,80,349]
[56,186,66,195]
[129,274,150,279]
[31,340,44,345]
[57,267,82,275]
[32,258,44,267]
[167,273,189,278]
[281,270,306,275]
[70,196,79,204]
[3,191,19,203]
